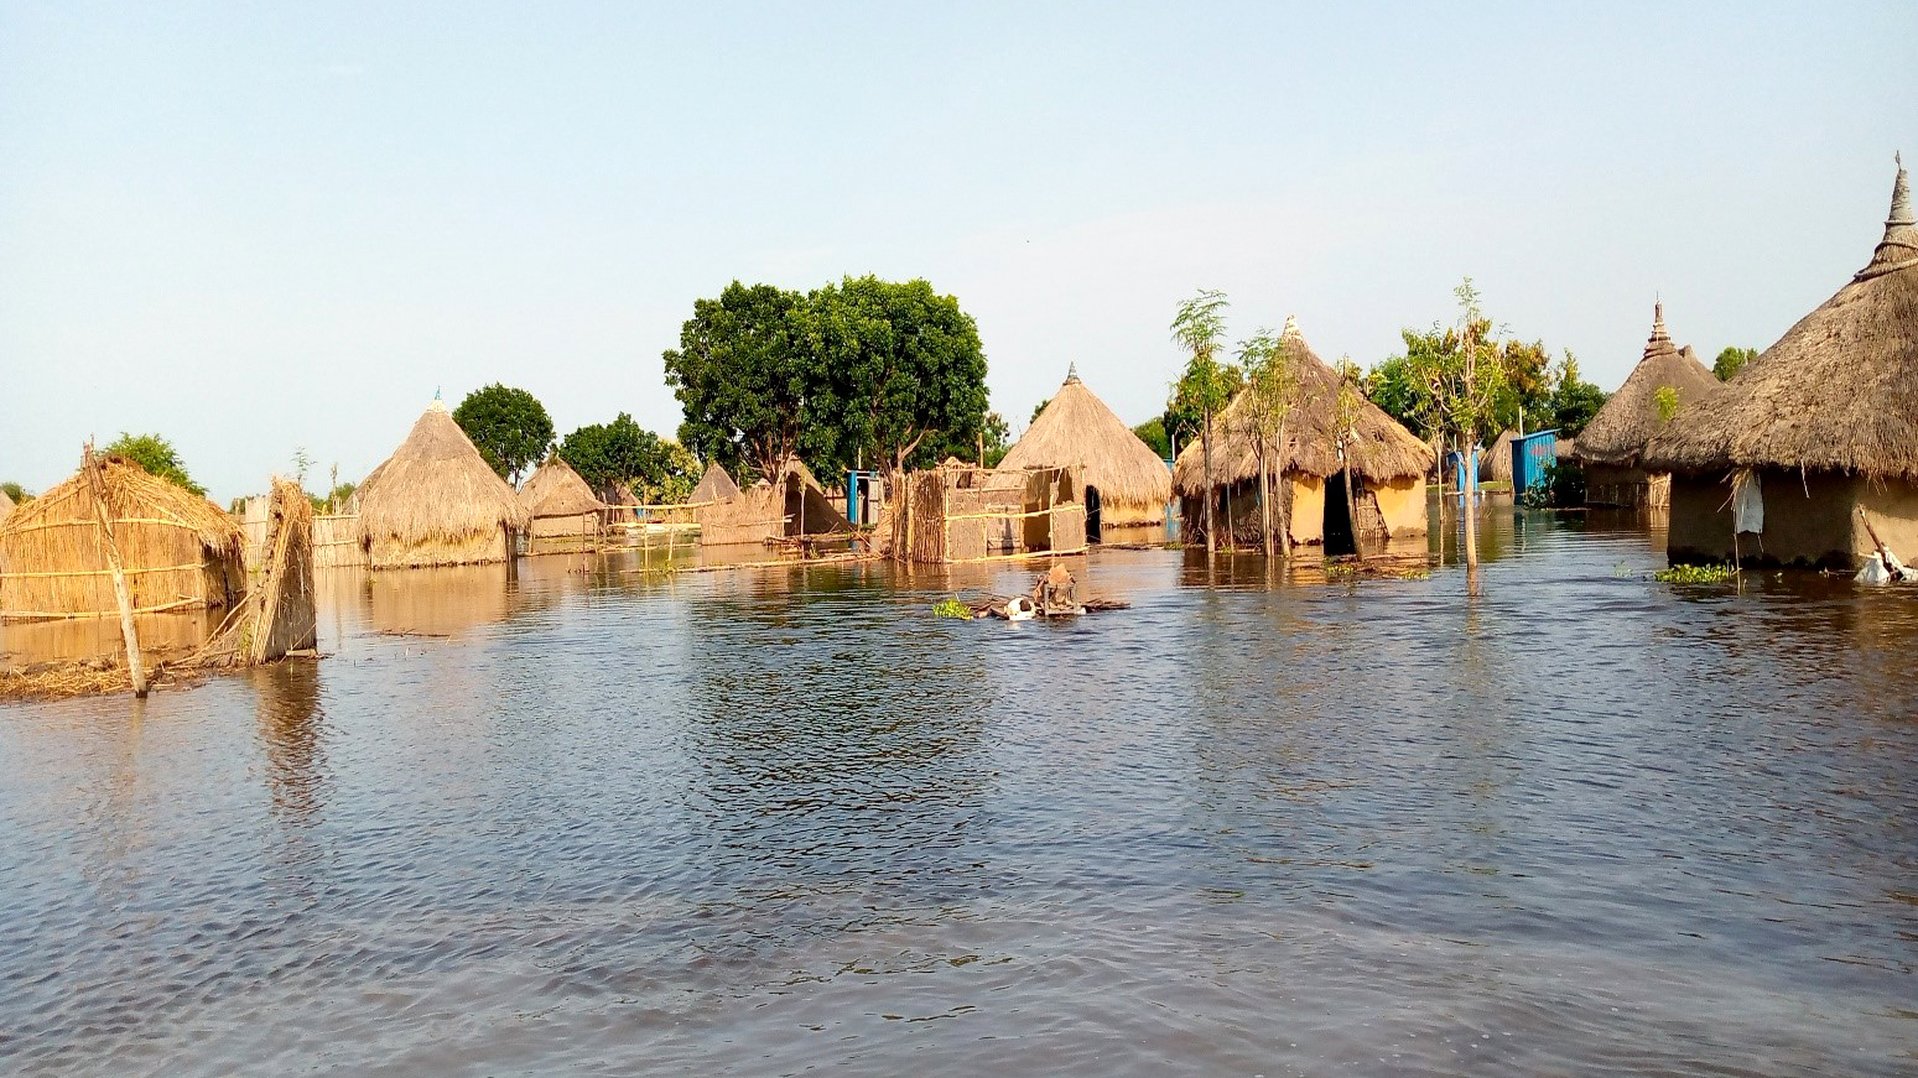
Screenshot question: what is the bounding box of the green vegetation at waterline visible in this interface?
[1654,563,1738,584]
[932,598,973,619]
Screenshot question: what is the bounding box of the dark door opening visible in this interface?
[1085,485,1103,544]
[1323,471,1357,557]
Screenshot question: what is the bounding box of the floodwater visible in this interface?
[2,509,1916,1075]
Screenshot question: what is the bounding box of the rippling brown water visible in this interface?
[2,510,1915,1075]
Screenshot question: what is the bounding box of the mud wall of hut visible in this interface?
[1585,465,1672,509]
[366,528,513,570]
[1666,469,1885,569]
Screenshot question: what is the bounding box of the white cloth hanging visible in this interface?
[1731,470,1763,535]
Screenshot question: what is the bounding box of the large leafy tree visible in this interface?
[1168,289,1236,554]
[1713,345,1758,381]
[663,282,815,480]
[798,275,990,475]
[104,432,205,496]
[558,413,700,503]
[1132,417,1171,459]
[1365,354,1422,437]
[453,384,554,484]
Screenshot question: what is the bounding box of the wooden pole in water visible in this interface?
[84,445,147,698]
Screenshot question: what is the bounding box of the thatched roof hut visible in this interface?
[1173,319,1434,547]
[520,456,601,518]
[1575,302,1720,468]
[1646,159,1918,479]
[357,399,530,569]
[1172,319,1434,494]
[1646,155,1918,566]
[997,367,1171,527]
[690,462,741,506]
[0,456,245,620]
[0,486,13,524]
[696,456,849,547]
[1480,429,1518,484]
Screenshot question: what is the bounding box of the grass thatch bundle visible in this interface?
[1481,429,1518,483]
[1646,157,1918,479]
[1172,318,1435,496]
[0,486,14,523]
[1575,303,1721,467]
[194,476,316,665]
[996,369,1172,525]
[520,455,602,518]
[691,462,741,506]
[358,400,529,568]
[0,456,244,620]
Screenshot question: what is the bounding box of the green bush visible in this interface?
[1520,459,1585,509]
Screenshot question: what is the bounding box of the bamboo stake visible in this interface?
[84,446,146,697]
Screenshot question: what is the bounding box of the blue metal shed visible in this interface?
[1511,430,1559,495]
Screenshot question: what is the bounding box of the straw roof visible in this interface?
[1646,156,1918,479]
[2,456,241,554]
[0,486,13,523]
[358,400,529,546]
[1574,302,1721,467]
[1172,318,1435,494]
[997,369,1172,510]
[1481,430,1518,483]
[519,455,601,518]
[691,462,741,505]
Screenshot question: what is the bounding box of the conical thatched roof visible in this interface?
[519,455,601,518]
[359,400,529,545]
[691,462,741,505]
[1481,429,1518,483]
[1173,318,1435,494]
[1646,156,1918,479]
[1574,303,1721,467]
[996,370,1171,509]
[1,457,240,555]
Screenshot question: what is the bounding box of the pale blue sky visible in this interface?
[3,2,1914,500]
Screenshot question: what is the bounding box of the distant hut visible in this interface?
[1574,302,1721,507]
[1480,429,1518,485]
[519,455,603,554]
[690,462,741,506]
[1173,318,1435,550]
[0,456,245,620]
[696,457,850,547]
[357,399,529,569]
[996,366,1171,539]
[1645,155,1918,568]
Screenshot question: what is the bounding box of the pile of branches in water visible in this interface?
[0,655,208,703]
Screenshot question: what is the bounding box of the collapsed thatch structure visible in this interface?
[519,455,603,554]
[995,368,1171,532]
[0,456,245,620]
[357,399,529,569]
[696,457,850,547]
[196,477,317,664]
[1172,318,1435,548]
[1644,155,1918,567]
[1574,302,1721,508]
[891,461,1087,563]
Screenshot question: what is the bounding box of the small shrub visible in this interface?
[1520,459,1585,509]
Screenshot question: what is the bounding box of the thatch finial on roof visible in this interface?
[1651,299,1669,342]
[1065,361,1079,384]
[1858,151,1918,280]
[1281,314,1301,339]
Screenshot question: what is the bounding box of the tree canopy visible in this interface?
[453,384,554,484]
[1132,417,1171,459]
[558,413,700,503]
[1547,353,1608,436]
[104,432,205,496]
[664,281,814,480]
[1,481,32,503]
[1713,345,1758,381]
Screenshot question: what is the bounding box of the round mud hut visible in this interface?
[1173,318,1435,552]
[1574,302,1721,508]
[1645,155,1918,568]
[357,399,530,569]
[995,366,1172,538]
[519,455,603,554]
[0,456,245,620]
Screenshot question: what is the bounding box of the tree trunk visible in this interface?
[1341,448,1360,557]
[1259,436,1273,559]
[1201,412,1216,555]
[85,447,146,698]
[1274,418,1289,556]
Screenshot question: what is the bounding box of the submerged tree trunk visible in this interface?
[1461,436,1481,593]
[1259,437,1274,559]
[1341,448,1360,557]
[1201,412,1216,556]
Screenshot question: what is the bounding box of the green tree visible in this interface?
[1030,397,1050,424]
[1713,345,1758,381]
[1365,354,1425,439]
[0,481,31,503]
[663,281,814,480]
[558,413,699,501]
[1132,417,1171,460]
[104,432,205,496]
[1402,278,1511,589]
[453,384,554,483]
[1235,328,1303,557]
[1548,352,1608,436]
[797,275,990,476]
[1490,337,1554,434]
[1169,289,1234,554]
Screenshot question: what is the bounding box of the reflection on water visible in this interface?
[2,509,1917,1076]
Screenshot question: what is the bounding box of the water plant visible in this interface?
[932,598,973,619]
[1654,563,1737,584]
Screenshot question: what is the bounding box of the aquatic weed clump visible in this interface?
[931,598,973,619]
[1654,564,1737,584]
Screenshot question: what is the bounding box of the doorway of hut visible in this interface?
[1085,486,1103,544]
[1323,471,1357,557]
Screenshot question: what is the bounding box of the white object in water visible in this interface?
[1005,596,1036,621]
[1858,553,1893,585]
